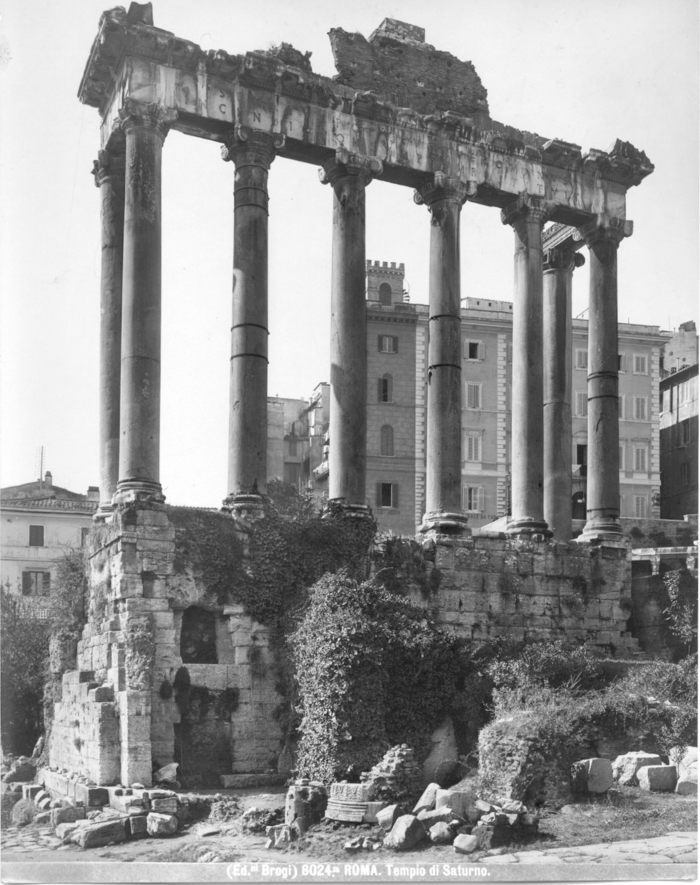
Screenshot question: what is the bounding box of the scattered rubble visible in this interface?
[637,764,678,792]
[571,758,614,794]
[612,752,664,786]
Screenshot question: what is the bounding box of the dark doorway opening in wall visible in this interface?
[180,606,218,664]
[572,491,586,520]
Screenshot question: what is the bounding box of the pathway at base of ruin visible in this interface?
[481,830,697,864]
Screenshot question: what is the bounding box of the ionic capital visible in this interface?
[319,149,383,190]
[221,126,286,170]
[577,214,634,248]
[92,148,125,188]
[118,99,178,141]
[501,194,555,229]
[542,247,586,274]
[414,172,476,210]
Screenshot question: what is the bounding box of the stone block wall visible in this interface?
[412,534,638,653]
[49,504,285,788]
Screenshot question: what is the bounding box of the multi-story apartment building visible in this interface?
[659,322,698,519]
[1,472,98,617]
[270,261,671,536]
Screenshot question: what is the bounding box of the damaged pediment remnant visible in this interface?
[329,18,490,121]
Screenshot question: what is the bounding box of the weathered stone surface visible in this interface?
[672,746,698,795]
[266,824,293,848]
[51,805,87,827]
[73,818,127,849]
[473,823,512,850]
[125,814,149,838]
[21,784,43,801]
[571,758,614,794]
[417,806,465,826]
[612,752,664,786]
[329,782,371,802]
[147,812,178,836]
[429,821,455,844]
[154,763,179,783]
[150,796,178,814]
[376,803,401,831]
[413,782,440,814]
[421,719,459,787]
[363,801,387,824]
[638,765,678,792]
[10,798,37,826]
[453,834,479,854]
[383,815,427,851]
[75,784,109,807]
[56,820,90,842]
[3,761,36,783]
[436,788,478,819]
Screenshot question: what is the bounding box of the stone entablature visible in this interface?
[80,7,651,223]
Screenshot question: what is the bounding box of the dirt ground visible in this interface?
[1,782,697,869]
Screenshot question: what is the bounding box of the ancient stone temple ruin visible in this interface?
[48,2,655,788]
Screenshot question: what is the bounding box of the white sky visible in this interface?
[1,0,698,506]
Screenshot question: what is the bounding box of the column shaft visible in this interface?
[416,175,471,533]
[542,248,584,540]
[116,102,176,502]
[501,196,552,536]
[578,217,632,541]
[93,148,125,518]
[222,128,284,511]
[321,152,381,510]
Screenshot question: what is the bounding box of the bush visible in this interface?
[293,573,464,782]
[1,585,50,754]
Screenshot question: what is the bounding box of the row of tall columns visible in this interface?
[92,107,630,542]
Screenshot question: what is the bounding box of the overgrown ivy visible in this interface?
[292,573,466,783]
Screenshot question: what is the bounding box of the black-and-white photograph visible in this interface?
[1,0,697,882]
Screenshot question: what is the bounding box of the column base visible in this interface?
[113,480,165,506]
[506,517,551,540]
[323,499,373,521]
[222,493,265,521]
[577,516,625,545]
[93,503,116,523]
[419,510,471,535]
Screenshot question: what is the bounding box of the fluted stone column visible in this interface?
[501,195,553,537]
[222,127,285,517]
[92,147,125,520]
[320,150,382,515]
[578,215,633,543]
[416,173,474,534]
[542,247,585,540]
[114,101,176,504]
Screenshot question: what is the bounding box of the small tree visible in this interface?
[663,569,698,656]
[1,583,50,754]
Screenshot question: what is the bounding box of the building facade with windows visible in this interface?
[1,472,98,617]
[271,260,671,536]
[660,354,698,519]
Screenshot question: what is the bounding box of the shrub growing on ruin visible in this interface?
[292,572,463,782]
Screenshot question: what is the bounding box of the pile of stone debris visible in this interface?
[572,749,697,796]
[359,745,422,804]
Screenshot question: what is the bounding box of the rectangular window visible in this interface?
[619,395,625,420]
[466,383,482,410]
[464,340,483,360]
[575,391,588,417]
[21,571,50,597]
[680,420,691,445]
[463,486,484,512]
[378,375,393,403]
[634,446,648,472]
[634,496,648,518]
[465,433,481,462]
[575,349,588,370]
[662,389,671,414]
[376,482,399,508]
[681,462,691,487]
[634,396,648,421]
[29,525,44,547]
[633,354,648,375]
[378,335,398,354]
[618,354,627,372]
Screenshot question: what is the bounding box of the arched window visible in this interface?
[380,425,394,456]
[379,283,392,306]
[378,373,393,403]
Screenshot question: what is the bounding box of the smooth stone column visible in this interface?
[415,173,474,534]
[320,149,382,516]
[222,126,285,518]
[577,215,633,543]
[501,194,553,537]
[542,246,585,541]
[114,101,177,504]
[92,146,125,520]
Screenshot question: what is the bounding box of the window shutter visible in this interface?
[376,483,382,507]
[377,378,383,402]
[392,336,399,353]
[393,483,399,508]
[477,487,485,512]
[22,572,32,594]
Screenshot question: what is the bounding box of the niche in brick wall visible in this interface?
[180,606,218,664]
